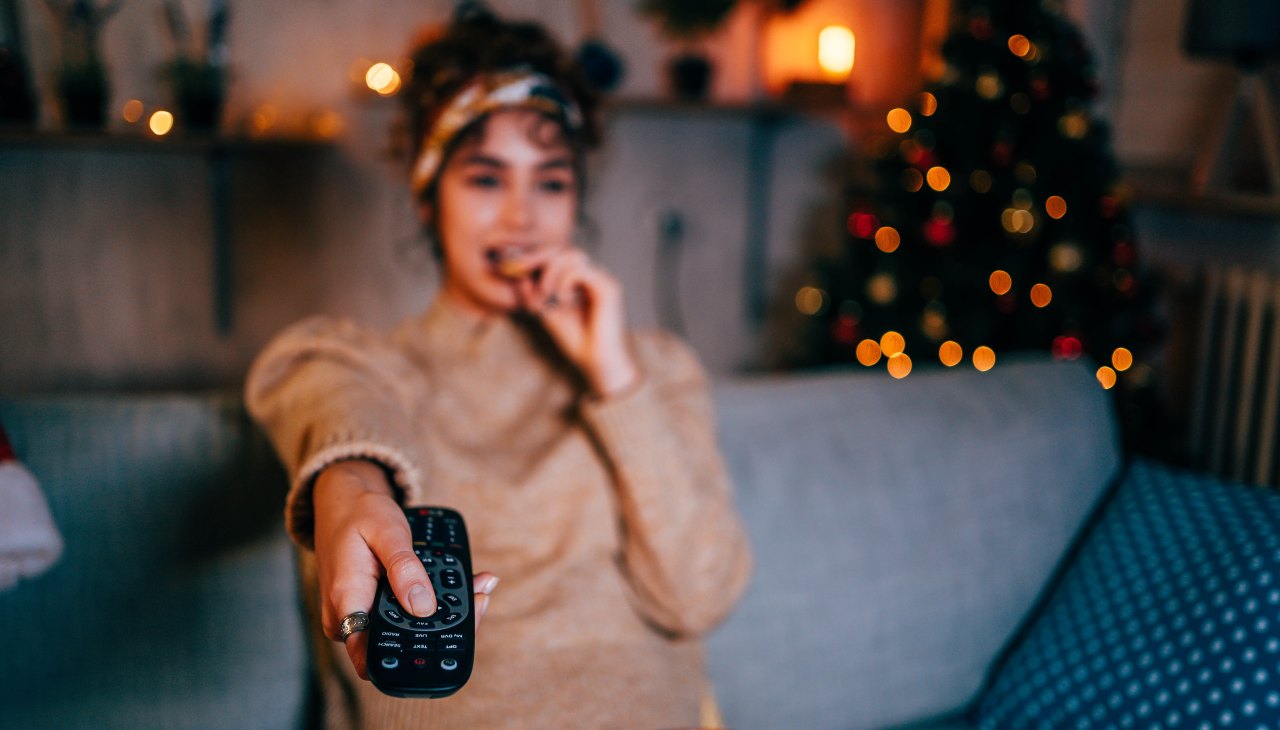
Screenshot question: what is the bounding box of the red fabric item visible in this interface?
[0,422,15,462]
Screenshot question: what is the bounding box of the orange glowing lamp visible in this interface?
[817,25,855,81]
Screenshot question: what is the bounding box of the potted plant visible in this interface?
[42,0,120,130]
[637,0,737,100]
[161,0,230,133]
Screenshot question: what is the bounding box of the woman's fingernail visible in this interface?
[484,576,500,593]
[409,585,435,617]
[478,593,491,618]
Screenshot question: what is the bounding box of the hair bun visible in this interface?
[453,1,499,27]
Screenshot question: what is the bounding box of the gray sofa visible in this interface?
[0,356,1121,728]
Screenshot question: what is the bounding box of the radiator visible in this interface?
[1188,267,1280,486]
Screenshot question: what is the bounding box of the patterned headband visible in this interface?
[410,67,584,195]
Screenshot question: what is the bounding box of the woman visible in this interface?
[246,9,752,728]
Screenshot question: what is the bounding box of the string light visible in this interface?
[926,166,951,191]
[970,170,993,193]
[1001,208,1035,234]
[1045,195,1068,219]
[875,226,901,253]
[122,99,144,123]
[1097,366,1117,389]
[856,339,882,366]
[887,353,913,379]
[977,70,1003,99]
[989,270,1013,295]
[1049,242,1083,273]
[1112,347,1133,371]
[901,168,925,192]
[1008,34,1032,57]
[880,331,906,357]
[973,346,996,372]
[1030,283,1053,308]
[1059,111,1088,139]
[867,273,898,304]
[886,108,913,134]
[939,340,963,366]
[919,92,938,116]
[795,286,828,315]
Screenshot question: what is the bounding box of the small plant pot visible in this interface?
[58,63,108,130]
[667,53,713,101]
[169,61,226,133]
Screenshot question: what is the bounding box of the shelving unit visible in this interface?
[0,131,331,335]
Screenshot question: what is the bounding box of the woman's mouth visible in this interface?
[486,246,539,280]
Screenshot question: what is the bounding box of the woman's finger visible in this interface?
[473,572,499,629]
[344,624,370,680]
[363,517,437,618]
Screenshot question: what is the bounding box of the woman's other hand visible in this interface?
[312,460,497,679]
[512,248,640,398]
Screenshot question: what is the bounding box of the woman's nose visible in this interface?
[501,188,533,229]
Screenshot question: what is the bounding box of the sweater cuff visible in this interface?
[578,376,673,466]
[286,434,426,550]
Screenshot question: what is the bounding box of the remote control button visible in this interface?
[383,609,405,623]
[381,657,399,670]
[440,658,458,671]
[375,640,403,651]
[441,612,462,625]
[440,570,462,589]
[413,657,429,668]
[410,619,435,630]
[442,593,462,606]
[408,642,434,652]
[377,630,403,640]
[442,554,458,566]
[439,640,465,653]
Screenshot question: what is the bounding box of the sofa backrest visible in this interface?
[706,357,1123,729]
[0,394,309,730]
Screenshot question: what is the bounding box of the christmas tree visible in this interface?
[778,0,1164,451]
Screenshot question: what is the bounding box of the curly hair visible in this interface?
[402,5,602,206]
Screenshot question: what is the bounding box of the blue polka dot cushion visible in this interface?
[974,458,1280,728]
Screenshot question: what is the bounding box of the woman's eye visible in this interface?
[467,175,501,188]
[539,179,571,193]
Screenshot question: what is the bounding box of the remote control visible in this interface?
[367,507,475,698]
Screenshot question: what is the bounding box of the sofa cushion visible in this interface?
[706,357,1122,729]
[0,394,309,730]
[974,459,1280,727]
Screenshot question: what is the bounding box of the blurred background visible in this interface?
[2,0,1279,478]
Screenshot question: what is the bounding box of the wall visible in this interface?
[7,0,1264,392]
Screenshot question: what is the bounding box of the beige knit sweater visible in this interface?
[245,294,753,729]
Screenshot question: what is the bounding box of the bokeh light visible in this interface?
[880,330,906,357]
[1045,195,1068,219]
[919,92,938,116]
[795,286,828,315]
[886,107,913,134]
[939,340,963,367]
[970,169,993,193]
[989,270,1013,295]
[149,110,174,136]
[977,71,1003,99]
[973,346,996,372]
[1097,366,1117,389]
[875,226,901,253]
[1008,34,1032,57]
[818,25,856,78]
[122,99,144,124]
[1112,347,1133,371]
[365,62,402,96]
[887,353,913,379]
[901,168,925,192]
[926,166,951,191]
[856,339,882,366]
[1030,283,1053,308]
[1049,242,1083,273]
[867,273,897,304]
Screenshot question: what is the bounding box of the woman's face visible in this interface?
[431,109,579,315]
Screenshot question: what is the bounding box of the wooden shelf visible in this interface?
[0,129,328,153]
[1124,162,1280,219]
[1,129,332,335]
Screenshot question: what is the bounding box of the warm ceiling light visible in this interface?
[818,25,855,80]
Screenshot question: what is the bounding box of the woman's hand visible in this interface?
[512,248,640,397]
[313,460,498,680]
